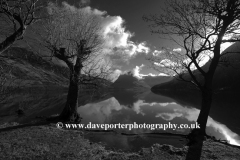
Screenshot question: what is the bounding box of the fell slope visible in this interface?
[112,72,173,90]
[152,42,240,91]
[1,47,69,88]
[112,72,150,90]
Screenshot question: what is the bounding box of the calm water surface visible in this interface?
[1,89,239,151]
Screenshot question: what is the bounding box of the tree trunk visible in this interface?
[60,57,82,122]
[197,88,212,135]
[0,27,25,54]
[188,86,212,144]
[60,76,81,122]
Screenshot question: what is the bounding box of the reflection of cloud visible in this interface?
[156,112,183,121]
[79,95,240,146]
[132,100,145,116]
[132,100,176,115]
[154,104,240,146]
[158,103,171,107]
[207,117,240,146]
[155,106,199,121]
[78,97,124,123]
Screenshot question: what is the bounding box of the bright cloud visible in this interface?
[132,64,169,79]
[136,42,150,54]
[156,112,183,121]
[102,16,133,48]
[132,100,176,116]
[61,2,151,62]
[152,50,163,56]
[132,64,145,79]
[110,69,122,82]
[132,100,146,116]
[154,104,240,146]
[77,97,123,123]
[173,48,182,52]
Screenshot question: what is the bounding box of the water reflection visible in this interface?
[0,90,67,124]
[78,90,240,147]
[1,89,239,151]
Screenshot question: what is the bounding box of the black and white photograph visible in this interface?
[1,0,240,159]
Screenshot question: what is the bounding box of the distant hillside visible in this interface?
[79,75,113,90]
[152,42,240,92]
[1,47,69,88]
[112,71,173,91]
[112,72,150,90]
[142,76,173,87]
[0,47,113,91]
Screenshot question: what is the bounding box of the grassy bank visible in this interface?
[0,122,240,160]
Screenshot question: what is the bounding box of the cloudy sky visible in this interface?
[50,0,233,81]
[57,0,180,79]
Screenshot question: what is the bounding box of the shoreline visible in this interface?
[1,122,240,160]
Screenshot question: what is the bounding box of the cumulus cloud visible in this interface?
[60,2,150,60]
[136,42,150,54]
[110,69,122,82]
[173,48,182,52]
[132,64,145,79]
[132,64,169,79]
[102,16,133,48]
[152,50,163,56]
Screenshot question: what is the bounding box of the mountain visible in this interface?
[0,47,112,90]
[112,71,173,90]
[152,42,240,92]
[112,72,150,90]
[1,47,69,88]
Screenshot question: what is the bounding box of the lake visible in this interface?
[0,89,240,151]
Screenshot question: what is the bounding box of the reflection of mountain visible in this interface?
[77,91,240,146]
[111,90,176,108]
[0,90,67,124]
[111,91,138,107]
[152,42,240,91]
[143,92,175,104]
[0,90,112,124]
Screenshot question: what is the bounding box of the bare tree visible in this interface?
[0,0,44,54]
[34,2,112,122]
[143,0,240,137]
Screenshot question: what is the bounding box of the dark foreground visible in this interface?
[0,122,240,160]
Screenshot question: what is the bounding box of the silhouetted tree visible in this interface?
[0,0,44,54]
[36,2,111,122]
[143,0,240,137]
